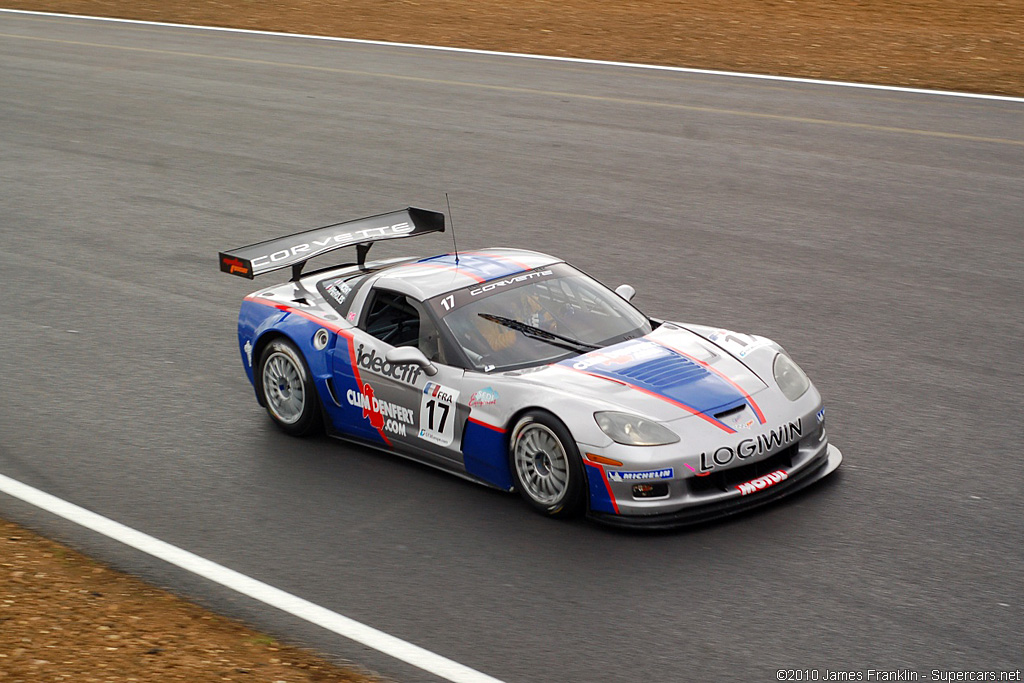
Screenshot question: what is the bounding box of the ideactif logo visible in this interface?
[356,344,421,385]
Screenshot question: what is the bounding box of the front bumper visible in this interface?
[588,443,842,529]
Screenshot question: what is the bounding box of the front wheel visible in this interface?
[256,338,322,437]
[510,411,585,518]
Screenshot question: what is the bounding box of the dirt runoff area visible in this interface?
[4,0,1024,95]
[0,520,380,682]
[0,1,1021,682]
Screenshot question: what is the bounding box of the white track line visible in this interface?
[0,472,504,683]
[2,8,1023,104]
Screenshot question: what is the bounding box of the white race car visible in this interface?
[220,208,841,527]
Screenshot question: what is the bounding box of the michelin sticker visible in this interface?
[418,382,460,446]
[606,468,674,482]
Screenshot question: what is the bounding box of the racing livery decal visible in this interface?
[698,419,803,473]
[221,255,251,277]
[570,339,664,371]
[415,253,531,283]
[735,470,789,496]
[357,344,422,385]
[709,329,773,359]
[347,384,415,437]
[469,387,499,407]
[563,339,751,433]
[326,279,352,305]
[468,269,554,297]
[462,418,511,489]
[583,462,619,514]
[419,382,459,446]
[606,468,674,482]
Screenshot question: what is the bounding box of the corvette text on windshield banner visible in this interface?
[219,207,445,279]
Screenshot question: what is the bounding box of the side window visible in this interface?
[415,303,447,364]
[363,290,420,347]
[316,272,370,319]
[362,290,447,363]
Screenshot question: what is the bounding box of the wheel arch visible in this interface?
[506,407,587,518]
[251,330,295,407]
[252,332,326,436]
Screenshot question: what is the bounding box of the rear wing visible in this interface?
[219,207,445,280]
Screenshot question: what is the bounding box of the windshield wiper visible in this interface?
[477,313,600,354]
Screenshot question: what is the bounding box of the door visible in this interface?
[331,287,468,467]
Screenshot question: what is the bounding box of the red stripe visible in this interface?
[650,339,767,424]
[562,366,736,434]
[460,251,534,272]
[404,262,487,283]
[467,416,506,433]
[244,296,349,336]
[347,335,391,447]
[585,462,619,515]
[244,297,390,445]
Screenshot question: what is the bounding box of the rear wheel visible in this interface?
[256,338,322,436]
[510,411,585,518]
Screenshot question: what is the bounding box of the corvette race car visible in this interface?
[219,208,841,527]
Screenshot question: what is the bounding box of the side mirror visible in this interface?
[385,346,438,377]
[615,284,636,302]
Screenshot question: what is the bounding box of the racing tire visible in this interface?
[509,411,585,519]
[256,338,322,437]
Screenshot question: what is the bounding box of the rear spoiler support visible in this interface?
[219,207,445,280]
[356,242,373,271]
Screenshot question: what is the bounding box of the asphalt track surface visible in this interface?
[2,12,1023,683]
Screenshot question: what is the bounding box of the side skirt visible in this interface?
[321,424,513,492]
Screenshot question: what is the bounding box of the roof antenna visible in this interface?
[445,192,459,265]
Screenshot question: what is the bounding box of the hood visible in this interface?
[535,324,771,428]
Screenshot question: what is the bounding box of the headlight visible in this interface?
[594,411,680,446]
[773,353,810,401]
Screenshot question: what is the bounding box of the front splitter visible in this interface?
[589,444,843,530]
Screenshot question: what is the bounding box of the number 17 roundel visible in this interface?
[419,382,459,446]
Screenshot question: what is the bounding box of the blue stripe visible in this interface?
[562,340,746,417]
[585,463,617,514]
[324,335,389,444]
[417,254,525,281]
[462,420,512,490]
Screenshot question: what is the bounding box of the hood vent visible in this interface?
[714,404,747,420]
[615,354,708,388]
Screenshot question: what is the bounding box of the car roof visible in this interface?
[365,248,563,301]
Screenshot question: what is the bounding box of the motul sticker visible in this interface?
[734,469,788,496]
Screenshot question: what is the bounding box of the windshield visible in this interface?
[432,263,651,371]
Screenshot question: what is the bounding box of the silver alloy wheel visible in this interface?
[513,422,570,505]
[262,350,305,425]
